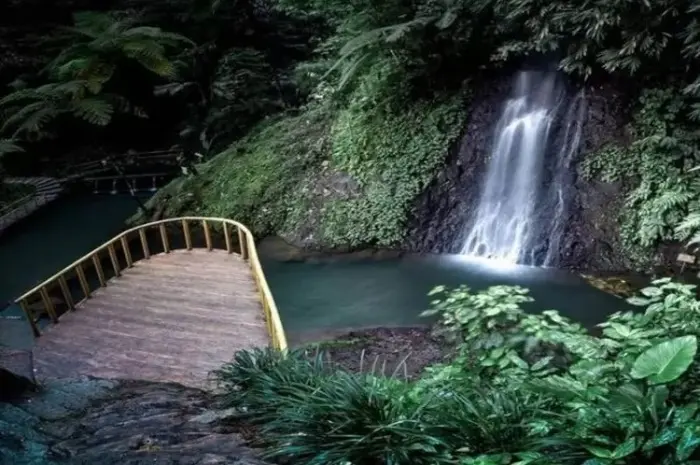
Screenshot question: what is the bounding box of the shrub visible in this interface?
[216,281,700,465]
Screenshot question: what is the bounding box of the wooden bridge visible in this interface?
[12,218,287,389]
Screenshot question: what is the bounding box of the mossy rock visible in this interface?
[581,274,636,298]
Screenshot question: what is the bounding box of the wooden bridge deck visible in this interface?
[32,249,269,389]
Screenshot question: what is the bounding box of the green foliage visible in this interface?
[322,65,466,246]
[0,12,190,141]
[141,105,332,236]
[0,139,23,158]
[581,88,700,265]
[317,0,700,95]
[152,63,466,246]
[216,348,557,464]
[631,336,697,384]
[216,279,700,464]
[51,11,191,83]
[157,47,288,154]
[421,285,592,385]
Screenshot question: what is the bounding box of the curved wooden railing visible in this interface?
[13,217,288,351]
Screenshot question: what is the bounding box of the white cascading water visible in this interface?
[460,71,584,265]
[542,91,586,266]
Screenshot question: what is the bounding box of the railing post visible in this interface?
[19,299,40,337]
[107,244,121,277]
[40,287,58,323]
[238,227,248,260]
[202,220,212,251]
[223,222,232,254]
[75,263,91,298]
[182,220,192,250]
[121,236,133,267]
[139,229,151,259]
[92,254,106,287]
[58,276,75,310]
[159,224,170,253]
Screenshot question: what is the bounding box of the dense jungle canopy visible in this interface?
[1,0,700,268]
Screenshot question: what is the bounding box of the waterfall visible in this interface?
[459,71,585,265]
[542,91,586,266]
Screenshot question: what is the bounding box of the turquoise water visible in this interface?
[0,192,630,349]
[0,193,146,348]
[262,254,631,343]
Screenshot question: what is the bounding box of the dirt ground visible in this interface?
[299,326,450,379]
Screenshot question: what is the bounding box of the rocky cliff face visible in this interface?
[405,75,633,272]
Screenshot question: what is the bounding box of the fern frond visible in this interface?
[72,11,119,38]
[0,139,24,157]
[1,101,56,134]
[154,82,196,97]
[654,189,695,212]
[337,53,373,91]
[70,97,114,126]
[11,106,62,139]
[0,89,44,107]
[123,45,176,78]
[676,211,700,238]
[52,80,90,99]
[122,27,195,46]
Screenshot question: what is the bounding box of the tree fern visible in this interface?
[70,97,114,126]
[0,139,24,158]
[676,212,700,245]
[49,12,192,85]
[1,99,61,139]
[0,12,192,142]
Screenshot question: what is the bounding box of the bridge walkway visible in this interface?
[13,218,286,389]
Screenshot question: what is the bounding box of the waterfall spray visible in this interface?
[459,71,584,266]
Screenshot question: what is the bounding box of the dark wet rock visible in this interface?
[0,378,269,465]
[405,75,509,256]
[189,407,240,425]
[258,235,405,263]
[406,74,633,272]
[580,274,637,298]
[0,348,36,401]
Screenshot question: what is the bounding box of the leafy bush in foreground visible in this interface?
[216,280,700,465]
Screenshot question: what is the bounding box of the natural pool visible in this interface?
[262,254,631,344]
[0,192,631,350]
[0,193,150,348]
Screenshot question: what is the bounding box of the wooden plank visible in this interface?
[32,249,270,389]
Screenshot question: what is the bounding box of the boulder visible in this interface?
[0,347,36,401]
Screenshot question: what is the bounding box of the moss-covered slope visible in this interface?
[139,73,467,250]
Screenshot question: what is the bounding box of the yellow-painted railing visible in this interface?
[14,217,288,351]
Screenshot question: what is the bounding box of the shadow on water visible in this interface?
[262,253,632,340]
[0,193,147,349]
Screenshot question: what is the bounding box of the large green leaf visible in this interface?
[677,426,700,461]
[612,437,639,458]
[631,336,697,383]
